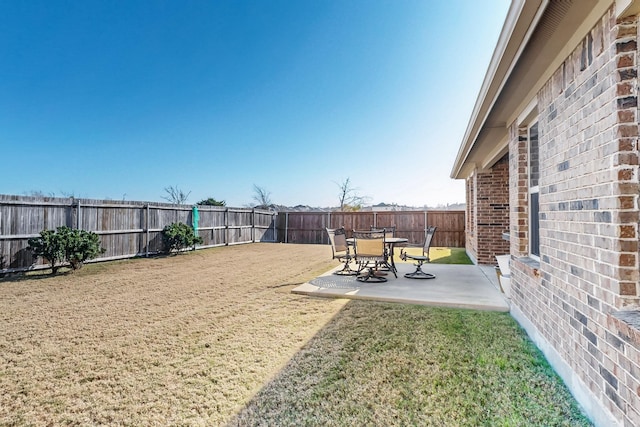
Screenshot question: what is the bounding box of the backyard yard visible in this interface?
[1,243,590,426]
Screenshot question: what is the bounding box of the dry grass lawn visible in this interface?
[0,243,344,426]
[1,243,589,426]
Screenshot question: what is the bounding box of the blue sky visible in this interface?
[1,0,510,207]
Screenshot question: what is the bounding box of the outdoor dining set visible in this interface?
[326,226,437,282]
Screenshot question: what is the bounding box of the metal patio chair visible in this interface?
[400,226,437,279]
[370,225,396,238]
[353,229,397,282]
[370,225,396,266]
[326,227,357,275]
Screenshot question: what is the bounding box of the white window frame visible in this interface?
[528,120,540,260]
[518,98,540,261]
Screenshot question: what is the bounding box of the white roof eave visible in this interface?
[450,0,546,179]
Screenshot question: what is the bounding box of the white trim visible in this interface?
[452,0,548,179]
[490,0,549,119]
[616,0,640,18]
[481,135,510,170]
[518,97,539,125]
[527,120,540,258]
[506,1,614,127]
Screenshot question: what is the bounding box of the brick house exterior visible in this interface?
[465,155,510,265]
[452,1,640,426]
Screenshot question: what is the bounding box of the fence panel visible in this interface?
[80,204,147,259]
[1,193,463,274]
[277,210,465,247]
[427,211,466,247]
[332,212,376,236]
[255,211,277,243]
[195,207,227,247]
[0,195,277,273]
[282,212,329,244]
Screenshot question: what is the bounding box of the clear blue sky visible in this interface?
[1,0,510,208]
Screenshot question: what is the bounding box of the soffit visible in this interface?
[451,0,610,179]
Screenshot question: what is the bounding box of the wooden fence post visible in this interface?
[145,204,150,257]
[252,208,256,243]
[76,199,81,229]
[424,211,428,240]
[285,212,289,243]
[224,208,229,246]
[326,212,331,244]
[273,212,277,242]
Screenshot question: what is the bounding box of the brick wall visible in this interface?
[509,8,640,425]
[465,155,510,265]
[477,156,510,265]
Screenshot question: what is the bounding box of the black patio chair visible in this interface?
[370,225,396,238]
[326,227,357,275]
[400,226,437,279]
[370,225,396,266]
[353,229,397,282]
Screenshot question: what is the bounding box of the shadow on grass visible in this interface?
[0,252,179,284]
[0,268,69,283]
[226,301,592,427]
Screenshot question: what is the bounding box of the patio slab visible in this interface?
[292,263,510,312]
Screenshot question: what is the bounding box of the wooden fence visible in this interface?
[0,195,277,273]
[1,193,465,274]
[276,210,465,247]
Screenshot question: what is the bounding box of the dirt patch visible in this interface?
[0,243,346,426]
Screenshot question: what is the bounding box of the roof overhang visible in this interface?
[451,0,619,180]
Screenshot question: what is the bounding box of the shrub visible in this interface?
[162,222,203,254]
[27,226,105,274]
[28,229,66,274]
[59,227,106,270]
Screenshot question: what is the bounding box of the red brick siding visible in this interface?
[476,156,510,265]
[466,155,510,265]
[509,8,640,425]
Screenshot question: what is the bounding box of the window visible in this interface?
[528,121,540,258]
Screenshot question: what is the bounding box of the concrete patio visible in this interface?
[292,262,510,312]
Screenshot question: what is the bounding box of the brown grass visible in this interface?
[0,244,589,426]
[0,243,346,426]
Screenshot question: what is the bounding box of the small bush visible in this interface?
[28,229,66,274]
[59,227,106,270]
[162,222,203,254]
[28,226,106,274]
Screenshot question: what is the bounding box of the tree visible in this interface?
[197,197,226,206]
[162,185,191,204]
[24,190,56,197]
[336,178,368,211]
[252,184,272,208]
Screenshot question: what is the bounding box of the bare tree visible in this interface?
[252,184,272,208]
[162,185,191,204]
[25,190,56,197]
[336,178,368,211]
